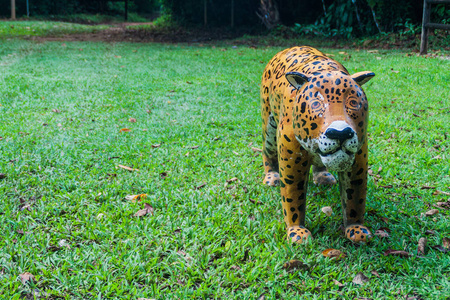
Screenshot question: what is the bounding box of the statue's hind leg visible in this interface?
[262,112,280,186]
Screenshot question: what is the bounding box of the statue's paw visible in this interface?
[287,226,313,244]
[263,171,280,186]
[313,171,337,186]
[345,225,372,244]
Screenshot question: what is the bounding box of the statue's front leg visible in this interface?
[338,142,372,243]
[278,128,312,244]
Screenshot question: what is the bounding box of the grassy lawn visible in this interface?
[0,34,449,298]
[0,21,110,38]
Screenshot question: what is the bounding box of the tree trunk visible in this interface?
[256,0,280,30]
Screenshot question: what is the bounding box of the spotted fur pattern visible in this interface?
[260,46,375,244]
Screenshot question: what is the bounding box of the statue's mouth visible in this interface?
[319,149,355,171]
[317,147,355,157]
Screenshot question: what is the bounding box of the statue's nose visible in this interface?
[324,127,355,143]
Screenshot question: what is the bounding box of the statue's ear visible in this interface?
[351,71,375,86]
[286,72,310,89]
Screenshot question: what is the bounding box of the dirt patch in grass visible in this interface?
[28,24,253,44]
[26,22,450,54]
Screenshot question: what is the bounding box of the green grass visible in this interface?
[0,37,449,299]
[0,21,110,38]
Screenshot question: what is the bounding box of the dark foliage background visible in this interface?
[2,0,449,36]
[161,0,261,27]
[0,0,160,17]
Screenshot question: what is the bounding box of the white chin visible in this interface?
[320,150,355,172]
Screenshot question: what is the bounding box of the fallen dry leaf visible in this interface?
[20,204,32,211]
[432,190,450,196]
[282,259,309,271]
[151,144,161,148]
[51,109,61,113]
[144,203,154,215]
[195,183,206,190]
[119,128,131,132]
[432,245,449,253]
[251,147,262,153]
[177,250,192,262]
[232,151,240,156]
[321,206,333,217]
[421,186,436,190]
[434,200,450,209]
[312,191,325,197]
[425,209,439,216]
[226,177,238,183]
[322,249,346,260]
[47,245,61,252]
[371,270,380,277]
[375,229,390,238]
[256,294,265,300]
[189,145,199,149]
[58,239,70,249]
[129,118,137,123]
[417,237,427,255]
[230,265,241,270]
[352,272,369,285]
[378,226,391,233]
[125,194,147,202]
[249,198,262,205]
[19,272,35,284]
[380,185,393,188]
[333,279,344,287]
[383,249,410,257]
[118,164,138,171]
[133,211,145,218]
[134,203,154,217]
[443,237,450,249]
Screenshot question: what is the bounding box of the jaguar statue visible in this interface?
[260,46,375,244]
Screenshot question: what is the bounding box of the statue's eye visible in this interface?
[347,99,361,109]
[311,101,321,110]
